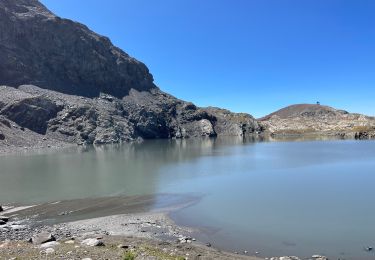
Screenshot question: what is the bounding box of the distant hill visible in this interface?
[260,104,349,120]
[259,104,375,139]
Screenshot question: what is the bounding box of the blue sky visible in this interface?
[40,0,375,117]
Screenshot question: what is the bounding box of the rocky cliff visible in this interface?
[260,104,375,139]
[0,0,263,151]
[0,0,154,97]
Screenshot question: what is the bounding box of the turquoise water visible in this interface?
[0,137,375,259]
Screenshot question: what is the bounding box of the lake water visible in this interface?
[1,137,375,259]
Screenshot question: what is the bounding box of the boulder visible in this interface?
[81,238,104,247]
[0,216,9,222]
[45,247,55,255]
[1,96,63,134]
[40,241,60,249]
[32,232,56,244]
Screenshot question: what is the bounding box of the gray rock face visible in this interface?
[203,107,263,136]
[0,85,263,146]
[0,0,154,98]
[1,96,63,134]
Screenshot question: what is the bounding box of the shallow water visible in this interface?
[1,137,375,259]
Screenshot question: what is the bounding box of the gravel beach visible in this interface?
[0,195,331,260]
[0,195,266,259]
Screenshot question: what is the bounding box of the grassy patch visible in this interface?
[123,250,136,260]
[273,128,317,135]
[138,245,186,260]
[352,125,375,132]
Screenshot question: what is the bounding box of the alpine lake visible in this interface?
[1,137,375,259]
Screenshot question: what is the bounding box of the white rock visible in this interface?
[278,257,300,260]
[40,241,60,248]
[10,224,26,230]
[312,255,327,260]
[81,238,104,247]
[45,248,55,255]
[0,240,10,248]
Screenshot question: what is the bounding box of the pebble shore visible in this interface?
[0,202,332,260]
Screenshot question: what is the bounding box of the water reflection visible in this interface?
[0,137,253,203]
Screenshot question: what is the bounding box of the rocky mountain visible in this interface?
[0,0,154,98]
[0,0,263,152]
[260,104,375,139]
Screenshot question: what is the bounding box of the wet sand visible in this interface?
[6,194,200,225]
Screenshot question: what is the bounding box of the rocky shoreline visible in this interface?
[0,197,329,260]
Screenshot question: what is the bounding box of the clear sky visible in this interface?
[40,0,375,118]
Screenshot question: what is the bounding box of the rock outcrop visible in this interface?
[260,104,375,139]
[0,0,264,151]
[0,85,262,147]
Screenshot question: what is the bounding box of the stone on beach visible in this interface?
[270,257,301,260]
[32,232,56,244]
[0,240,10,249]
[40,241,60,248]
[81,238,105,247]
[178,236,193,244]
[44,247,55,255]
[10,224,26,230]
[117,244,129,249]
[0,216,9,222]
[311,255,328,260]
